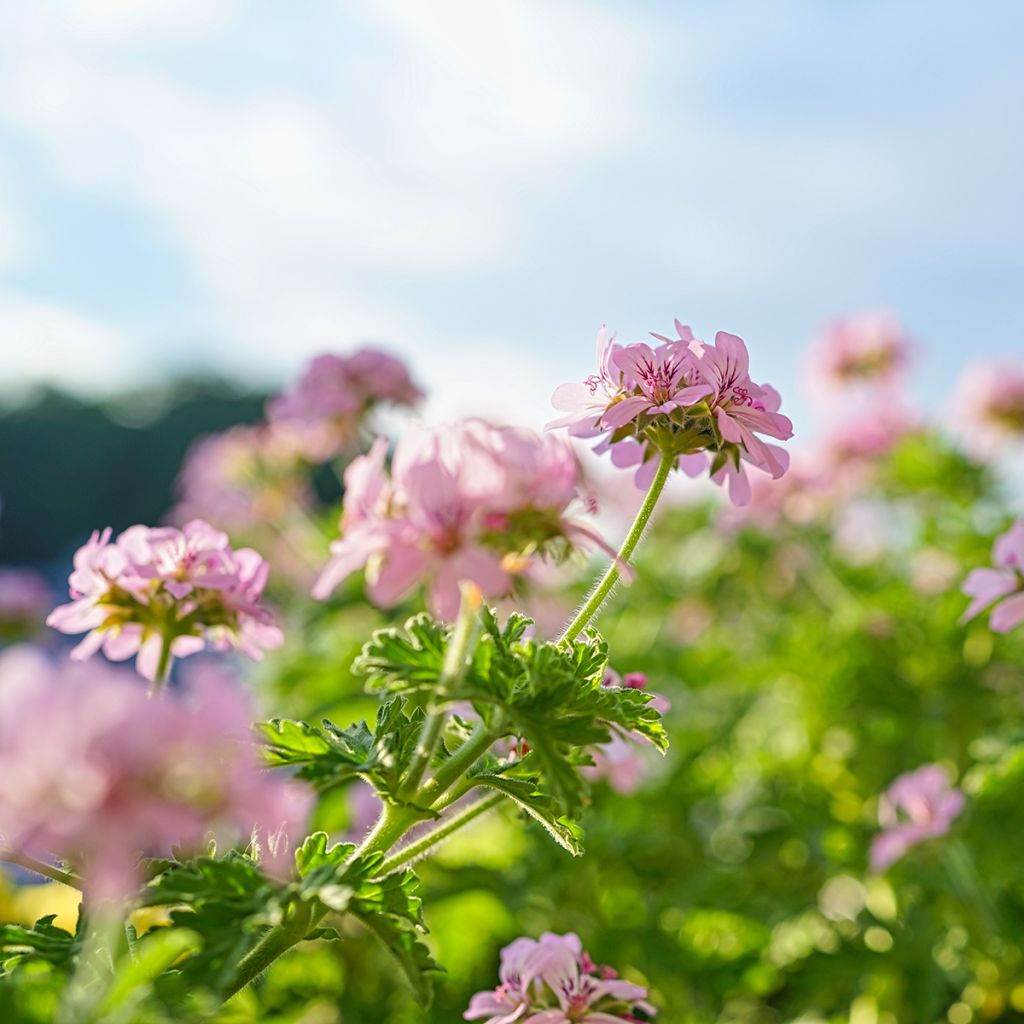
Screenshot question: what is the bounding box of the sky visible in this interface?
[0,0,1022,435]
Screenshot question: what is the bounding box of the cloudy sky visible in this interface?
[1,0,1022,433]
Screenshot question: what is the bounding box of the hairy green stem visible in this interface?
[222,901,315,1002]
[374,793,503,877]
[419,717,504,808]
[0,850,82,889]
[399,584,482,799]
[558,448,675,645]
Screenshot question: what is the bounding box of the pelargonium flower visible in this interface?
[268,348,424,457]
[174,424,317,531]
[953,362,1024,455]
[0,567,51,641]
[810,309,910,392]
[0,648,312,901]
[870,764,965,872]
[548,321,792,505]
[960,519,1024,633]
[46,521,283,682]
[313,420,614,619]
[465,931,655,1023]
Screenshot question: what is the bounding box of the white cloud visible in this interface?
[0,292,143,394]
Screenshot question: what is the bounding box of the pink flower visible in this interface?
[466,932,655,1023]
[549,320,792,505]
[810,310,911,392]
[174,424,317,531]
[46,521,282,682]
[960,519,1024,633]
[268,348,423,458]
[870,764,965,872]
[314,421,614,620]
[0,649,312,901]
[953,362,1024,455]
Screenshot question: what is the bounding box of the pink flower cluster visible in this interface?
[961,519,1024,633]
[584,670,670,795]
[175,424,316,532]
[47,520,283,682]
[313,420,614,619]
[870,764,965,872]
[954,362,1024,455]
[548,321,793,505]
[269,348,424,457]
[809,309,910,392]
[465,931,655,1024]
[0,648,311,901]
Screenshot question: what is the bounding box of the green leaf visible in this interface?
[260,699,441,810]
[352,613,449,694]
[470,768,584,855]
[0,914,82,976]
[138,853,283,997]
[347,867,441,1004]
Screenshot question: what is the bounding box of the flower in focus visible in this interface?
[954,362,1024,454]
[268,348,424,458]
[0,567,51,642]
[46,521,283,681]
[465,931,655,1023]
[870,764,965,872]
[810,309,910,392]
[548,321,792,505]
[960,519,1024,633]
[0,649,312,901]
[313,420,613,619]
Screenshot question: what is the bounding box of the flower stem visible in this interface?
[0,850,82,889]
[558,448,675,645]
[399,584,482,799]
[150,631,175,696]
[374,793,503,877]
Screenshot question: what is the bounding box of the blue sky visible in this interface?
[1,1,1022,434]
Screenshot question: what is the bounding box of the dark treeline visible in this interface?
[0,380,266,568]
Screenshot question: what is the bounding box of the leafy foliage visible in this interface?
[0,914,83,976]
[260,698,439,810]
[354,607,667,811]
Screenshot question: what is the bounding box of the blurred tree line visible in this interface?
[0,381,266,568]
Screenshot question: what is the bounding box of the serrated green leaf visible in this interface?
[352,613,449,694]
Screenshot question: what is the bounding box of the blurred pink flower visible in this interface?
[870,764,964,872]
[954,362,1024,455]
[0,649,312,901]
[268,348,423,457]
[466,932,655,1023]
[810,310,911,392]
[549,321,792,505]
[314,421,613,619]
[960,519,1024,633]
[47,521,282,681]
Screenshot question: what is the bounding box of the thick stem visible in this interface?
[374,793,503,877]
[0,850,82,889]
[558,449,674,645]
[418,717,504,808]
[399,584,482,799]
[221,901,315,1002]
